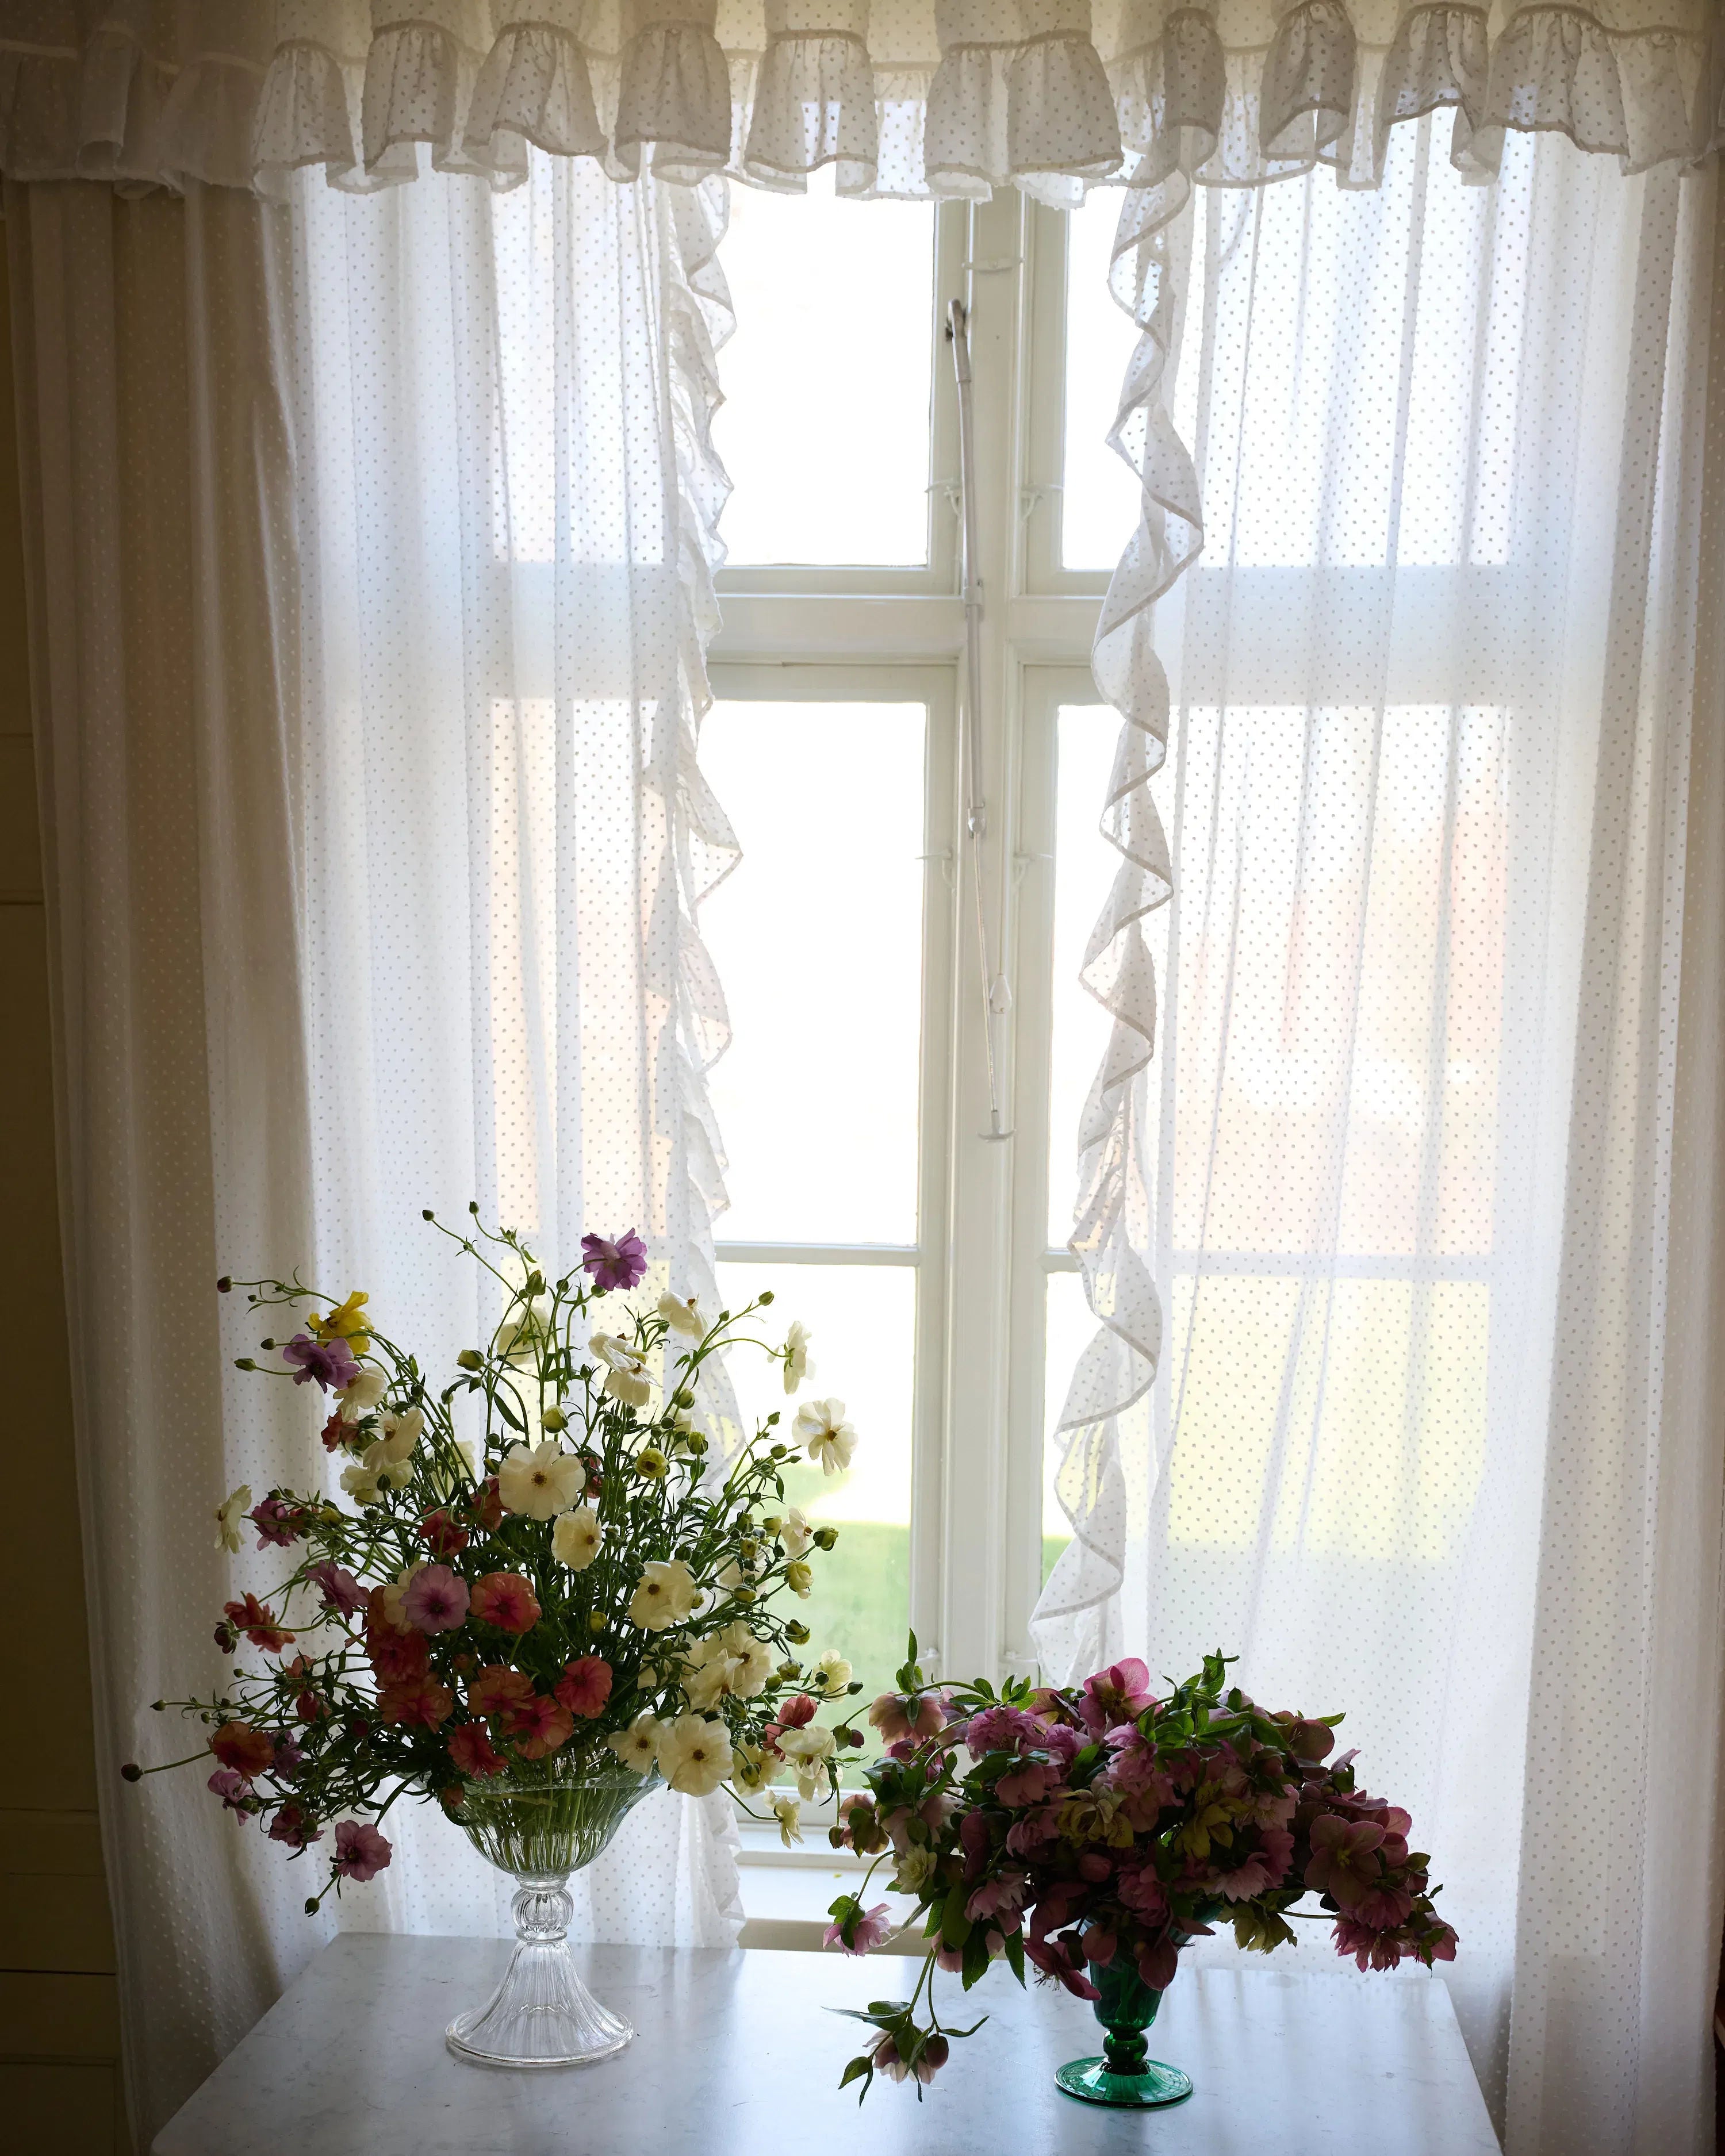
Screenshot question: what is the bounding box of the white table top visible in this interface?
[153,1936,1500,2156]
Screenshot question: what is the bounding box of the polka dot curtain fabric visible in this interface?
[0,0,1716,204]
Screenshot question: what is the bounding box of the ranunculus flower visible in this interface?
[681,1622,775,1710]
[793,1397,857,1475]
[781,1320,813,1394]
[332,1819,392,1883]
[658,1292,704,1337]
[310,1290,372,1353]
[213,1484,251,1553]
[779,1507,814,1558]
[307,1560,366,1618]
[470,1571,542,1633]
[365,1593,431,1683]
[627,1558,697,1631]
[448,1723,506,1778]
[282,1332,361,1392]
[656,1714,731,1796]
[467,1665,534,1718]
[552,1505,603,1571]
[581,1229,648,1292]
[210,1722,275,1779]
[419,1507,470,1556]
[497,1441,585,1521]
[470,1476,505,1533]
[499,1692,574,1760]
[402,1564,470,1633]
[267,1804,320,1849]
[207,1768,252,1812]
[223,1594,295,1655]
[378,1675,455,1728]
[247,1497,301,1548]
[339,1460,384,1506]
[336,1366,386,1425]
[589,1331,652,1407]
[607,1713,663,1773]
[554,1657,613,1718]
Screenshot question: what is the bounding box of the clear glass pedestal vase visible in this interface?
[445,1756,658,2069]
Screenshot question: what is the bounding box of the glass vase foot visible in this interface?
[1055,2055,1193,2108]
[445,1875,632,2069]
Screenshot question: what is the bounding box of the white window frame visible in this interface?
[708,193,1109,1727]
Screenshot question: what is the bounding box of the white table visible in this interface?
[152,1936,1500,2156]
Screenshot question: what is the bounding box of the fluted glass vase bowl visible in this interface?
[444,1754,658,2068]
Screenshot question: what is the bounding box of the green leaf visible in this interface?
[838,2056,872,2094]
[940,1891,973,1951]
[1003,1928,1026,1985]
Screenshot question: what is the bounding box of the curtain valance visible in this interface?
[0,1,1716,204]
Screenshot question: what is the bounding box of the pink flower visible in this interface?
[823,1902,894,1956]
[1135,1928,1180,1992]
[553,1657,613,1719]
[965,1705,1046,1759]
[1114,1863,1168,1920]
[282,1332,361,1392]
[872,2030,948,2085]
[581,1229,648,1292]
[401,1564,470,1634]
[1217,1827,1295,1900]
[1305,1814,1387,1909]
[267,1804,320,1849]
[1023,1934,1100,2000]
[207,1768,252,1812]
[965,1871,1029,1925]
[995,1761,1054,1808]
[1333,1917,1410,1972]
[272,1733,306,1779]
[499,1693,574,1760]
[1078,1658,1155,1734]
[332,1819,392,1883]
[248,1497,302,1548]
[223,1594,295,1655]
[308,1562,366,1618]
[867,1691,945,1743]
[777,1693,818,1729]
[448,1723,506,1778]
[470,1571,541,1634]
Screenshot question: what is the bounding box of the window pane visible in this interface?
[1047,704,1122,1246]
[1042,1268,1092,1580]
[701,700,925,1244]
[714,186,935,565]
[715,1262,913,1733]
[1061,195,1143,572]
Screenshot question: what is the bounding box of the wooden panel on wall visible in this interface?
[0,239,130,2153]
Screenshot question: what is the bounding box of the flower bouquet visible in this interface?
[127,1211,863,2066]
[825,1643,1457,2107]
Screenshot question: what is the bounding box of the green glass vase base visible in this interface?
[1055,2054,1194,2108]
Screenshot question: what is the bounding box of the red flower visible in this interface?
[448,1723,507,1778]
[553,1657,614,1719]
[378,1675,455,1729]
[470,1571,541,1635]
[321,1409,350,1451]
[267,1804,321,1850]
[467,1665,535,1719]
[499,1692,574,1760]
[470,1477,505,1533]
[221,1594,295,1655]
[209,1722,275,1779]
[419,1508,470,1557]
[365,1593,431,1685]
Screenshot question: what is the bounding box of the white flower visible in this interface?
[777,1721,837,1801]
[454,1438,477,1480]
[680,1621,774,1710]
[361,1437,415,1491]
[657,1293,704,1339]
[589,1331,652,1408]
[780,1507,814,1559]
[894,1844,937,1893]
[730,1743,780,1791]
[496,1297,553,1364]
[376,1407,423,1463]
[608,1713,663,1774]
[498,1440,585,1521]
[815,1649,853,1697]
[628,1558,699,1631]
[214,1485,251,1553]
[338,1368,386,1425]
[552,1505,604,1571]
[772,1796,803,1848]
[380,1565,424,1631]
[656,1714,732,1797]
[783,1320,814,1395]
[340,1461,383,1506]
[793,1398,857,1477]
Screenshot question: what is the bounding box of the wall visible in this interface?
[0,243,130,2152]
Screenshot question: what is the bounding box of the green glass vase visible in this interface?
[1054,1956,1193,2109]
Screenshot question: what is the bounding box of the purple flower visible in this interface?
[332,1819,392,1883]
[307,1561,366,1618]
[282,1333,361,1392]
[248,1497,301,1549]
[208,1768,252,1813]
[823,1901,893,1956]
[580,1230,648,1293]
[402,1564,470,1634]
[271,1734,306,1781]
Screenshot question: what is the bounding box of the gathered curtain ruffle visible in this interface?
[0,1,1716,202]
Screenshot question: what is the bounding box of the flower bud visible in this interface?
[216,1276,232,1293]
[422,1208,435,1221]
[588,1612,607,1635]
[457,1349,484,1371]
[541,1405,567,1432]
[814,1525,838,1550]
[785,1620,811,1644]
[760,1290,775,1305]
[235,1358,256,1371]
[120,1762,141,1782]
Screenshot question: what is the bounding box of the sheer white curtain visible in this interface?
[9,149,742,2142]
[278,145,745,1954]
[1037,125,1723,2149]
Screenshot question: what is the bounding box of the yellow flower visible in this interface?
[310,1290,372,1354]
